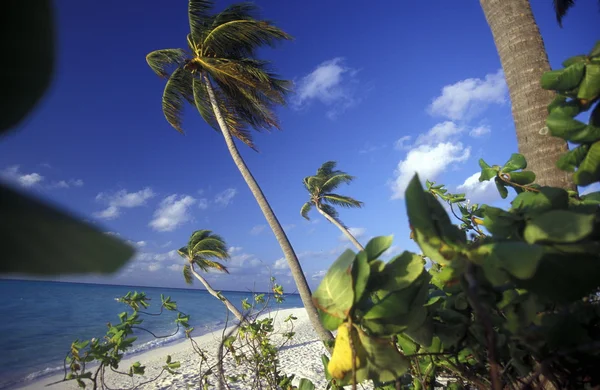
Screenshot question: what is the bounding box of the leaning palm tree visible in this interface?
[146,1,332,342]
[479,0,575,191]
[301,161,365,251]
[178,229,244,323]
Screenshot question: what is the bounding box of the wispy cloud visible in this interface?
[1,165,44,187]
[197,198,209,210]
[94,187,155,220]
[428,69,507,121]
[469,125,492,138]
[456,172,499,204]
[149,194,196,232]
[293,57,360,119]
[214,188,237,207]
[250,225,267,235]
[49,179,84,189]
[339,227,366,242]
[359,143,386,154]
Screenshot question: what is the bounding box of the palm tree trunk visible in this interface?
[316,207,364,251]
[203,78,334,344]
[190,265,246,323]
[480,0,575,191]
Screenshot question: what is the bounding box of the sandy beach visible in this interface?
[16,308,342,390]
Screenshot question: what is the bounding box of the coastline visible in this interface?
[15,307,338,390]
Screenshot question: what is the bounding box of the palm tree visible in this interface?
[178,229,244,323]
[301,161,365,251]
[479,0,575,191]
[146,1,332,343]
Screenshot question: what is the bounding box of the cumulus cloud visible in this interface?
[149,194,196,231]
[456,172,499,204]
[250,225,266,235]
[469,125,492,138]
[214,188,237,207]
[94,187,155,220]
[273,257,287,270]
[1,166,44,187]
[147,263,162,272]
[390,142,471,199]
[339,227,366,242]
[428,69,507,121]
[293,57,360,119]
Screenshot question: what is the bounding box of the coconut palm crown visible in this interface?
[146,0,292,149]
[178,229,230,285]
[301,161,364,227]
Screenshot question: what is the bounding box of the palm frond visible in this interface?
[323,193,363,209]
[553,0,575,26]
[211,3,259,25]
[196,258,230,273]
[188,0,214,45]
[146,49,188,77]
[188,229,212,248]
[300,201,313,220]
[183,263,194,285]
[321,173,355,192]
[317,161,338,177]
[177,246,190,259]
[162,67,194,133]
[320,204,345,226]
[203,19,291,58]
[303,176,325,194]
[187,229,229,259]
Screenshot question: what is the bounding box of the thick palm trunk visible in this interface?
[190,266,246,323]
[480,0,575,191]
[316,207,364,251]
[203,79,333,344]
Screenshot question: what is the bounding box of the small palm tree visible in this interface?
[301,161,364,251]
[178,229,244,322]
[146,0,332,342]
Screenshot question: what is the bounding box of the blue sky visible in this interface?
[1,1,597,292]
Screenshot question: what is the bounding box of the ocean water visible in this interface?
[0,279,302,389]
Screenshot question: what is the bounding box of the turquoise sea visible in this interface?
[0,279,302,389]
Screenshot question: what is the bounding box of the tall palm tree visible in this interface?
[480,0,575,191]
[178,229,244,323]
[146,1,332,342]
[301,161,365,251]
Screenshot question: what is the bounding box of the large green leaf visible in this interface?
[574,141,600,185]
[352,251,370,305]
[501,153,527,173]
[524,210,595,244]
[405,175,465,265]
[0,184,135,274]
[507,171,536,185]
[364,235,393,261]
[590,41,600,58]
[475,242,543,282]
[549,100,582,118]
[313,250,355,319]
[483,206,522,238]
[2,1,54,133]
[541,62,585,91]
[546,112,589,142]
[354,328,410,384]
[511,187,569,214]
[494,178,509,199]
[578,64,600,101]
[557,144,589,172]
[376,251,425,297]
[562,55,588,68]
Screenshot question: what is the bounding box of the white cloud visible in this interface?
[293,57,360,119]
[382,245,401,258]
[340,227,366,241]
[228,246,243,255]
[428,69,507,121]
[312,270,327,280]
[147,263,162,272]
[469,125,492,138]
[161,241,173,248]
[50,178,84,189]
[197,198,209,210]
[390,142,471,199]
[394,136,412,151]
[214,188,237,207]
[283,224,296,231]
[1,166,44,187]
[456,172,499,204]
[137,249,179,262]
[415,121,465,146]
[250,225,266,235]
[273,257,287,270]
[94,187,155,220]
[168,264,183,272]
[149,194,196,232]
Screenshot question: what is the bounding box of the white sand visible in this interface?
[16,308,339,390]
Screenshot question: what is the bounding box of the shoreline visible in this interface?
[14,307,341,390]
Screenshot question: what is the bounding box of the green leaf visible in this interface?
[562,55,588,68]
[298,378,316,390]
[507,171,536,185]
[352,251,370,304]
[364,236,393,261]
[479,167,498,182]
[483,206,522,238]
[574,141,600,185]
[548,100,582,117]
[0,185,135,275]
[546,112,588,141]
[502,153,527,172]
[541,62,585,91]
[547,94,567,113]
[313,250,355,320]
[590,41,600,58]
[354,328,410,384]
[557,144,589,172]
[511,187,569,214]
[578,64,600,101]
[524,210,595,244]
[495,178,508,199]
[2,1,54,134]
[492,242,544,279]
[580,191,600,204]
[376,252,425,297]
